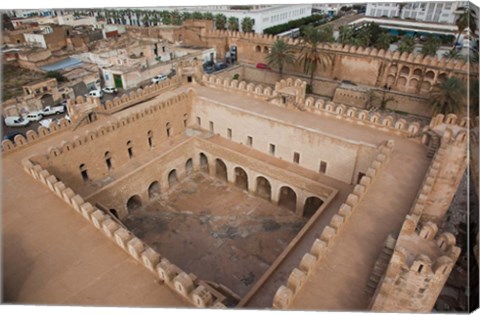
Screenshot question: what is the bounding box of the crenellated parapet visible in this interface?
[201,74,276,100]
[272,140,395,309]
[369,215,460,312]
[21,158,228,308]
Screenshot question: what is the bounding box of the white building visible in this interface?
[366,1,470,24]
[133,4,312,33]
[312,3,352,17]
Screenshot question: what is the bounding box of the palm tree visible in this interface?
[396,36,415,54]
[443,49,463,61]
[298,25,333,87]
[338,25,354,45]
[429,77,466,114]
[265,39,297,79]
[421,35,441,57]
[160,11,171,25]
[241,17,254,33]
[227,16,239,31]
[203,12,214,20]
[454,6,477,48]
[375,32,393,50]
[192,11,203,20]
[214,14,227,30]
[170,10,182,25]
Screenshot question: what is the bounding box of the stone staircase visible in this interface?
[366,234,397,296]
[426,131,441,158]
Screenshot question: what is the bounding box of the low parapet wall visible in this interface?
[1,117,72,154]
[271,140,395,309]
[21,158,228,308]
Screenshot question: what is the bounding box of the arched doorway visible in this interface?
[215,158,227,181]
[234,167,248,191]
[303,196,323,218]
[256,176,271,201]
[126,195,142,213]
[278,186,297,212]
[148,181,160,199]
[185,158,193,175]
[200,153,209,173]
[168,169,178,188]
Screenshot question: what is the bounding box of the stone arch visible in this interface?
[199,153,209,173]
[185,158,193,175]
[255,45,261,52]
[386,75,395,86]
[388,65,397,74]
[79,163,89,182]
[397,77,407,86]
[420,81,432,92]
[147,130,153,148]
[104,151,113,170]
[425,70,435,80]
[148,181,161,199]
[278,186,297,212]
[126,195,142,213]
[166,122,172,137]
[263,46,269,53]
[438,73,448,82]
[400,66,410,76]
[256,176,271,201]
[234,166,248,191]
[215,158,228,182]
[303,196,323,218]
[413,68,422,76]
[168,169,178,188]
[408,78,419,88]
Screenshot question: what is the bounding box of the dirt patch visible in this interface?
[122,172,306,297]
[2,65,46,102]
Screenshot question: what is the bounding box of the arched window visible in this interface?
[148,181,161,199]
[166,122,172,137]
[147,130,153,148]
[183,113,188,128]
[215,158,227,181]
[126,195,142,213]
[168,169,178,187]
[79,163,88,182]
[256,176,271,201]
[127,140,133,158]
[278,186,297,212]
[234,167,248,191]
[199,153,209,173]
[104,151,112,170]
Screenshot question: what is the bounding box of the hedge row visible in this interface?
[263,14,325,35]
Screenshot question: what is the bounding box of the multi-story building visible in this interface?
[366,1,470,24]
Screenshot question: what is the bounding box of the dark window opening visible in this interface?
[293,152,300,164]
[227,128,232,139]
[269,144,275,156]
[357,172,366,184]
[209,121,214,133]
[319,161,327,174]
[247,136,253,147]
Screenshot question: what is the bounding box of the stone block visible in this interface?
[38,169,50,185]
[46,175,58,192]
[287,268,307,292]
[371,160,382,170]
[299,253,316,274]
[62,188,75,205]
[320,226,337,244]
[310,238,327,259]
[273,285,293,309]
[102,219,120,239]
[338,203,352,218]
[360,175,372,187]
[212,301,227,308]
[157,259,177,283]
[32,165,43,180]
[191,285,213,307]
[376,153,387,163]
[114,228,133,250]
[80,202,95,220]
[91,210,107,229]
[330,214,345,230]
[366,167,376,178]
[21,159,34,174]
[353,184,366,197]
[71,195,85,213]
[346,193,359,207]
[127,237,144,259]
[53,181,66,197]
[141,247,160,272]
[173,272,194,297]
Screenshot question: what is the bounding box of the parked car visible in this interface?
[4,116,29,127]
[3,131,24,141]
[40,105,65,116]
[25,111,44,122]
[151,74,168,83]
[215,63,228,71]
[102,87,118,94]
[256,63,272,70]
[64,114,71,122]
[85,89,104,99]
[203,61,215,74]
[39,118,54,128]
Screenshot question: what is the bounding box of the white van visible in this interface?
[25,111,44,122]
[86,89,104,98]
[4,116,29,127]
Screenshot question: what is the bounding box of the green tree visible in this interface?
[170,10,182,25]
[214,14,227,30]
[454,6,477,48]
[181,12,192,21]
[192,11,203,20]
[142,15,149,27]
[338,25,354,45]
[396,36,415,54]
[443,49,463,61]
[298,25,333,86]
[429,77,466,114]
[203,12,214,20]
[227,16,239,31]
[421,35,440,57]
[241,17,254,33]
[317,25,334,43]
[265,39,297,79]
[375,32,392,50]
[151,16,159,26]
[160,11,171,25]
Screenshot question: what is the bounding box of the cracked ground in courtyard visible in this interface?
[123,172,307,298]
